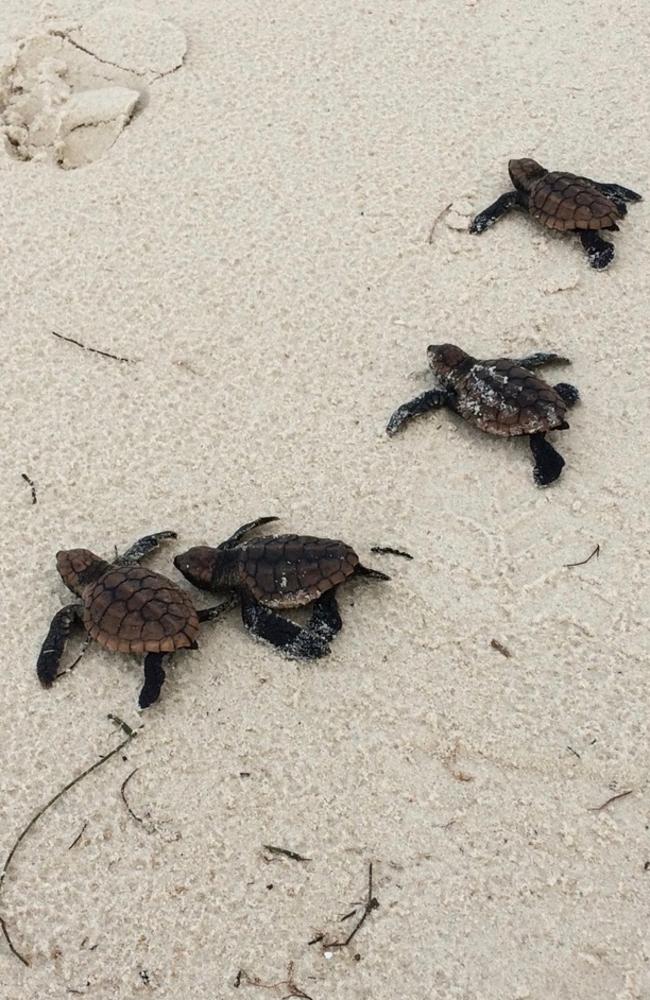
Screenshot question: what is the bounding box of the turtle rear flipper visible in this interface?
[241,594,305,644]
[553,383,580,407]
[355,564,390,582]
[530,433,565,487]
[241,594,332,660]
[469,190,523,234]
[139,653,167,709]
[591,181,642,204]
[37,603,83,686]
[287,589,342,659]
[580,231,615,269]
[513,352,570,370]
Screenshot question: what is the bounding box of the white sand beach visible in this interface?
[1,1,649,998]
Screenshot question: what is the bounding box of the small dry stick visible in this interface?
[107,714,138,738]
[234,962,313,999]
[490,639,511,658]
[0,914,28,966]
[263,845,311,862]
[565,544,600,569]
[589,789,633,812]
[370,546,413,560]
[67,821,88,850]
[51,330,135,365]
[427,202,452,243]
[120,768,144,825]
[57,638,90,679]
[21,473,37,505]
[0,730,136,965]
[327,863,379,949]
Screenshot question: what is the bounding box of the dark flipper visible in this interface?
[609,198,628,217]
[241,594,331,659]
[287,589,342,658]
[220,517,280,551]
[118,531,177,565]
[37,603,83,686]
[241,594,303,646]
[139,653,167,709]
[469,190,523,234]
[553,383,580,407]
[592,181,642,204]
[580,230,614,270]
[514,352,570,370]
[386,389,449,437]
[530,433,565,487]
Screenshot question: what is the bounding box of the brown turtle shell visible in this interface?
[452,359,568,438]
[233,534,360,609]
[528,172,620,231]
[82,565,200,654]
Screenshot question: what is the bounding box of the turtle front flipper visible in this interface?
[386,389,449,437]
[241,594,330,659]
[219,517,280,551]
[469,191,523,234]
[513,352,570,370]
[139,653,168,709]
[579,231,615,270]
[529,433,565,487]
[37,603,83,686]
[118,531,178,565]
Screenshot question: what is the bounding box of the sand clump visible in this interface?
[0,6,186,168]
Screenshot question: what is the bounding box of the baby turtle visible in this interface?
[470,158,641,269]
[173,517,389,659]
[37,531,231,708]
[387,345,579,486]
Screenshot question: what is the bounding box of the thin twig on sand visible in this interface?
[262,845,311,863]
[51,330,135,364]
[120,768,145,825]
[588,789,633,812]
[370,546,413,560]
[427,203,452,243]
[21,473,37,505]
[565,544,600,568]
[0,729,136,965]
[309,863,379,950]
[234,962,314,999]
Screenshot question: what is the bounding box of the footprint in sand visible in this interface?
[0,5,186,169]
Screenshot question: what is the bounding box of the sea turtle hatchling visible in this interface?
[470,158,642,269]
[37,531,232,708]
[173,518,390,659]
[387,344,580,486]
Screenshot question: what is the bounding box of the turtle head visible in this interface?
[174,546,220,591]
[427,344,473,385]
[56,549,110,596]
[508,158,547,193]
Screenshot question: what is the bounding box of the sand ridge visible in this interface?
[0,7,185,168]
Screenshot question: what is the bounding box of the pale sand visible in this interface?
[1,1,649,998]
